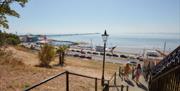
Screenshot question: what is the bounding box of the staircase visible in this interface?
[108,71,148,91]
[149,46,180,91]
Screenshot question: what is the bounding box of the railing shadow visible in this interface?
[136,82,148,91]
[124,79,135,87]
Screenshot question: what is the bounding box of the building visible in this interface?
[19,35,38,42]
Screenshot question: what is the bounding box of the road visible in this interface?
[67,51,140,65]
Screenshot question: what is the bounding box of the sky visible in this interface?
[4,0,180,35]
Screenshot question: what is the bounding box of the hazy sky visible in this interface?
[5,0,180,35]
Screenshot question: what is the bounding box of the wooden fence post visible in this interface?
[121,85,124,91]
[126,86,129,91]
[103,84,109,91]
[114,72,116,85]
[95,78,97,91]
[119,66,121,76]
[66,71,69,91]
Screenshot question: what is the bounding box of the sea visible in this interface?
[47,33,180,54]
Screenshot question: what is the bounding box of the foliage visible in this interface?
[38,44,55,67]
[0,32,20,46]
[57,45,69,65]
[0,0,28,29]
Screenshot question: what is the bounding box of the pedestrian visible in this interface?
[124,63,131,80]
[135,64,142,83]
[119,66,124,81]
[145,61,151,82]
[131,65,135,80]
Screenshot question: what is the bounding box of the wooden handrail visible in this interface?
[69,72,102,80]
[151,65,180,82]
[149,46,180,91]
[109,72,116,82]
[24,71,107,91]
[151,45,180,77]
[24,71,66,91]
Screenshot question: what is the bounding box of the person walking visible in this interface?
[131,65,135,80]
[145,61,151,82]
[124,63,131,80]
[135,64,142,83]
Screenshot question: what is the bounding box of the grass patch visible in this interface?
[14,45,37,54]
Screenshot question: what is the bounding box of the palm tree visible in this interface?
[57,45,69,66]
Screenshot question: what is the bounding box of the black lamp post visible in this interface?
[101,30,109,86]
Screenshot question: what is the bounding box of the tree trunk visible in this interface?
[62,52,65,64]
[59,52,62,65]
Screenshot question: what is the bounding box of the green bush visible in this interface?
[38,44,55,67]
[6,37,20,45]
[0,32,20,46]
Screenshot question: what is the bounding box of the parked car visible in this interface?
[76,50,80,52]
[93,52,99,55]
[73,54,79,57]
[80,55,86,58]
[120,55,128,58]
[100,52,104,55]
[112,54,119,57]
[146,51,159,57]
[81,51,86,54]
[106,53,112,56]
[137,56,143,61]
[129,61,137,65]
[86,56,92,59]
[87,51,92,54]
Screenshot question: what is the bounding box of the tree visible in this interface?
[57,45,69,66]
[0,32,20,47]
[0,0,28,29]
[38,44,55,67]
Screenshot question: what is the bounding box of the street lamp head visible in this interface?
[102,30,109,43]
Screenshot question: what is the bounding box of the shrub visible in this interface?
[38,44,55,67]
[0,32,20,46]
[6,37,20,45]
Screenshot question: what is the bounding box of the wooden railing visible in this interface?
[149,46,180,91]
[24,71,103,91]
[24,68,128,91]
[106,69,129,91]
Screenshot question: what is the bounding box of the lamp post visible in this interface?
[101,30,109,86]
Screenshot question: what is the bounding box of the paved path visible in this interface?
[109,73,148,91]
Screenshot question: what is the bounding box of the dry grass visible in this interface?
[0,64,65,91]
[0,48,24,66]
[64,57,122,77]
[14,45,37,54]
[0,46,122,91]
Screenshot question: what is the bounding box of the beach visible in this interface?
[47,33,180,54]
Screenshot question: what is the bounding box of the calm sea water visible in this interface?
[47,33,180,52]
